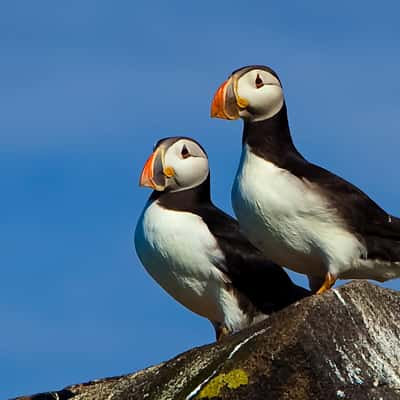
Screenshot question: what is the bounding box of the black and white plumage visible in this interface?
[134,136,309,340]
[211,65,400,293]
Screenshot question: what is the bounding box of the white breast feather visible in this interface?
[232,145,366,279]
[135,201,248,330]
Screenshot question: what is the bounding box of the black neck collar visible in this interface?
[149,174,212,211]
[243,103,302,164]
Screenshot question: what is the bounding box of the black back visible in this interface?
[243,103,400,262]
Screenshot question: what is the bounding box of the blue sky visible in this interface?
[1,1,400,398]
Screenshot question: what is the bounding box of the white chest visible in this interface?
[134,201,228,321]
[231,146,364,277]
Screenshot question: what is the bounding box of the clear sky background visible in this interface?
[1,1,400,398]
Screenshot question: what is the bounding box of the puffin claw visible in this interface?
[215,324,230,342]
[316,272,337,295]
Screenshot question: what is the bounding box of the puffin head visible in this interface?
[211,65,284,122]
[139,137,209,192]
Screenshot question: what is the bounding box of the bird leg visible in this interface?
[316,272,337,295]
[214,324,230,342]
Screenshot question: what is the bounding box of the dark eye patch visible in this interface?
[255,74,264,88]
[181,144,190,159]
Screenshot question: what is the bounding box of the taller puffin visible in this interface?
[211,65,400,293]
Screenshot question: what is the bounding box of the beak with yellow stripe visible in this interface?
[139,145,174,191]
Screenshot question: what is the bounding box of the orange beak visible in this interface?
[139,148,166,190]
[211,78,231,119]
[210,77,243,120]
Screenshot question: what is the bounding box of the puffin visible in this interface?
[211,65,400,293]
[134,136,310,340]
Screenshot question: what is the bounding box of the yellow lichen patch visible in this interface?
[198,369,249,399]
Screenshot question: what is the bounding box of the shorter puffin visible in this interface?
[211,65,400,293]
[134,137,309,340]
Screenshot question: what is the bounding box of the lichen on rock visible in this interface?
[197,368,249,399]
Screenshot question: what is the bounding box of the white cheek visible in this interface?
[239,85,284,122]
[172,158,208,191]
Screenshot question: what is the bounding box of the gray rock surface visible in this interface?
[14,281,400,400]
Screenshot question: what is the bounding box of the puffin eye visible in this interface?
[255,74,264,89]
[181,144,190,159]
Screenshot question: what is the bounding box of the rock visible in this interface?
[13,281,400,400]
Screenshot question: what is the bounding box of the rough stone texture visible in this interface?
[14,281,400,400]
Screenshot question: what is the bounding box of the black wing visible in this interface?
[197,203,310,313]
[284,152,400,261]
